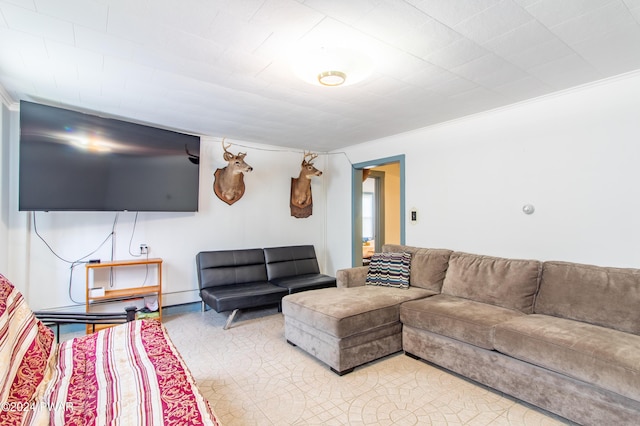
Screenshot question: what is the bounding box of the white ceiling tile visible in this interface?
[447,86,508,113]
[528,53,604,89]
[106,6,171,50]
[24,72,62,97]
[425,74,478,96]
[426,37,489,68]
[45,40,103,70]
[74,26,137,60]
[623,0,640,9]
[78,85,108,105]
[353,0,433,45]
[571,22,640,75]
[393,15,461,58]
[0,2,74,44]
[2,0,34,10]
[407,0,502,27]
[1,0,639,150]
[202,0,264,21]
[0,46,25,77]
[452,53,529,88]
[293,16,381,56]
[482,20,557,59]
[0,24,47,56]
[102,56,154,87]
[149,0,219,38]
[301,0,378,25]
[206,10,273,52]
[504,38,575,70]
[453,0,533,45]
[512,0,538,6]
[549,1,638,45]
[161,30,226,67]
[493,75,554,101]
[524,0,616,28]
[251,0,322,27]
[33,0,108,31]
[392,58,448,87]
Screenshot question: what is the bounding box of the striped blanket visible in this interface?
[0,275,220,426]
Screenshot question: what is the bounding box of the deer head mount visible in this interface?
[290,151,323,218]
[213,140,253,205]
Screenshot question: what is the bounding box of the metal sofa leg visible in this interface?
[224,309,239,330]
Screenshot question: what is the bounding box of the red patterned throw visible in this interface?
[0,274,220,426]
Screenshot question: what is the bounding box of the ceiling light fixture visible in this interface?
[292,46,373,88]
[318,70,346,86]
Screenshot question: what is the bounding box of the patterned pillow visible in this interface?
[365,252,412,289]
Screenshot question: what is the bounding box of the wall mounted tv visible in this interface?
[19,101,201,212]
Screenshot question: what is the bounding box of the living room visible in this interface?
[3,68,640,313]
[1,1,640,425]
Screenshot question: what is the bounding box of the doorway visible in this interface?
[352,155,405,266]
[362,170,384,264]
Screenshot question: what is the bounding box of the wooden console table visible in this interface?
[85,258,162,332]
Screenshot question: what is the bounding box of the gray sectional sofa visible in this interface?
[282,244,640,425]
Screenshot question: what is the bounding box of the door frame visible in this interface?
[366,170,385,254]
[351,155,405,266]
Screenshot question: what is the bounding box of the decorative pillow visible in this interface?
[365,252,412,289]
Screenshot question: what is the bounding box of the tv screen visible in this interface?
[19,101,200,212]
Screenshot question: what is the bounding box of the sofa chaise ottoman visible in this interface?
[282,247,451,375]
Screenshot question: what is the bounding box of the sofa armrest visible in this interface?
[336,266,369,288]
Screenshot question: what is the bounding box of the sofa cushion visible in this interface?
[200,281,288,312]
[264,245,320,280]
[269,273,336,294]
[365,252,412,289]
[441,252,541,314]
[196,249,268,288]
[536,261,640,335]
[400,294,525,350]
[494,314,640,401]
[0,274,55,422]
[282,286,436,338]
[382,245,452,291]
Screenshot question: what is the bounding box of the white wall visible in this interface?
[4,125,329,310]
[5,70,640,309]
[327,71,640,270]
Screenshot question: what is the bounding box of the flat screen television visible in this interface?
[19,101,200,212]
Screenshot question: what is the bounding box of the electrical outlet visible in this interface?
[140,244,148,255]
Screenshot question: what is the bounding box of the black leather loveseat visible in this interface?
[196,245,335,329]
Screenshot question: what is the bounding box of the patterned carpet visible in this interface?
[159,307,574,426]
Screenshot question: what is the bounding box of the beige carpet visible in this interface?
[158,307,574,426]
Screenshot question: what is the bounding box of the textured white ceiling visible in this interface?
[1,0,639,151]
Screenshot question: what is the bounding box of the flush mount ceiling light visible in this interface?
[318,70,347,86]
[292,46,373,88]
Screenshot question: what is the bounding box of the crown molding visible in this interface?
[0,83,18,111]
